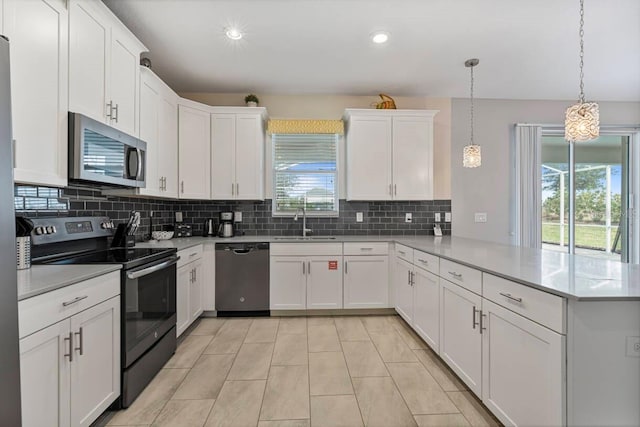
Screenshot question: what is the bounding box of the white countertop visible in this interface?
[17,264,122,301]
[138,235,640,301]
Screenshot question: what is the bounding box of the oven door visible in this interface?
[123,256,178,368]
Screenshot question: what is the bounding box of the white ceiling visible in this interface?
[104,0,640,101]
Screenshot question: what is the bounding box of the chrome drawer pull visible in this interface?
[418,258,428,264]
[62,295,88,307]
[499,292,523,303]
[360,247,373,251]
[448,271,462,279]
[398,250,406,256]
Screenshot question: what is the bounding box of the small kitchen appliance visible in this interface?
[218,212,234,238]
[175,224,192,237]
[203,218,216,237]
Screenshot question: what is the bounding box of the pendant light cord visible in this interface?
[578,0,585,103]
[470,64,475,145]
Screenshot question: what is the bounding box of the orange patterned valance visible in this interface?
[267,119,344,135]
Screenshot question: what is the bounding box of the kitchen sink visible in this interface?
[273,236,337,240]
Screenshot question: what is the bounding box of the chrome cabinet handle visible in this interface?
[106,101,113,119]
[64,332,73,362]
[398,250,406,256]
[231,183,234,196]
[308,261,311,275]
[181,181,184,193]
[472,306,479,329]
[418,258,428,265]
[302,261,306,275]
[499,292,523,303]
[194,268,197,282]
[159,177,164,190]
[394,184,397,195]
[62,295,88,307]
[189,252,198,257]
[407,270,411,285]
[360,247,373,251]
[113,103,119,122]
[344,261,348,274]
[480,310,487,334]
[75,327,84,356]
[410,271,414,286]
[448,271,462,280]
[236,183,239,196]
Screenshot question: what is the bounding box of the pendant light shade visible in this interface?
[463,58,481,168]
[565,0,599,142]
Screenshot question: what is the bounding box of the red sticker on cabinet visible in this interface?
[328,261,338,270]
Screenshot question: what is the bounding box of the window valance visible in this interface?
[267,119,344,135]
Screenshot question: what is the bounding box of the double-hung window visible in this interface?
[272,133,339,216]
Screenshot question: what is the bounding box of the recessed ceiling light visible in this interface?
[225,28,243,40]
[371,31,389,44]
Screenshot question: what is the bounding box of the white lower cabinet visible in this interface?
[307,257,343,309]
[177,263,191,337]
[177,245,204,337]
[412,267,440,352]
[440,279,483,396]
[343,255,389,308]
[481,299,565,427]
[394,257,414,323]
[189,259,204,321]
[20,292,120,427]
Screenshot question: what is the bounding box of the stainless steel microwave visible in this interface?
[69,112,146,188]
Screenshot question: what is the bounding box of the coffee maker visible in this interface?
[218,212,234,238]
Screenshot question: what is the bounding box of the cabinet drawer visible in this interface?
[343,242,388,256]
[395,244,413,263]
[440,259,482,295]
[19,271,120,339]
[483,273,566,333]
[178,244,203,267]
[413,250,439,275]
[270,243,343,256]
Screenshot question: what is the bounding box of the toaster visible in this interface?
[175,224,192,237]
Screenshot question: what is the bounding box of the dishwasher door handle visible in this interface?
[232,248,253,255]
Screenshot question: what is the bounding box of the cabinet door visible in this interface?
[109,26,139,135]
[68,0,108,123]
[201,244,216,311]
[235,114,264,200]
[210,113,235,199]
[413,267,440,352]
[190,260,204,322]
[176,264,191,337]
[394,257,414,324]
[344,256,389,308]
[138,68,160,196]
[270,257,306,310]
[178,104,211,199]
[20,319,71,427]
[482,299,564,427]
[158,87,179,197]
[346,116,392,200]
[70,296,120,427]
[440,280,482,396]
[307,256,343,309]
[6,0,68,187]
[392,116,433,200]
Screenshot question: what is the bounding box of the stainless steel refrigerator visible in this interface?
[0,35,22,426]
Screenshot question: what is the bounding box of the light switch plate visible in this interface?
[434,212,441,222]
[356,212,363,222]
[405,213,412,223]
[234,211,242,222]
[445,212,452,222]
[474,212,487,223]
[175,212,183,223]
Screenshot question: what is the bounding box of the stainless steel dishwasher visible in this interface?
[215,242,270,316]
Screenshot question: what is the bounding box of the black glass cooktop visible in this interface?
[45,247,176,268]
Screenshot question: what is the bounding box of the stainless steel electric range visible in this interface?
[27,216,178,408]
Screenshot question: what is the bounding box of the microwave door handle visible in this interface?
[136,148,144,181]
[125,147,135,179]
[126,256,180,280]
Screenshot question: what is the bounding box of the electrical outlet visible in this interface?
[356,212,363,222]
[234,211,242,222]
[175,212,183,223]
[445,212,452,222]
[434,212,441,222]
[405,213,412,223]
[474,212,487,223]
[627,336,640,357]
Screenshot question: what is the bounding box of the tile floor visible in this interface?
[103,315,501,427]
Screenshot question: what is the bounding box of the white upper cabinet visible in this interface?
[178,100,211,199]
[211,107,266,200]
[6,0,68,187]
[158,84,179,198]
[138,67,161,196]
[344,109,438,201]
[69,0,146,137]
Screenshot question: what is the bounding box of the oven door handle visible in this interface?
[126,256,180,280]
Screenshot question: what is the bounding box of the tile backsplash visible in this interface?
[15,184,451,239]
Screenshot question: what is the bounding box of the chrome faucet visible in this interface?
[294,207,312,237]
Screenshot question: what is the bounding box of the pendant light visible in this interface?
[463,58,481,168]
[565,0,599,142]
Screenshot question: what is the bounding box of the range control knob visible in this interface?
[34,226,44,235]
[101,222,108,229]
[46,226,55,234]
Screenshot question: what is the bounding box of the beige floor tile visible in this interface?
[341,341,389,377]
[107,368,189,425]
[258,421,310,427]
[447,392,499,427]
[307,316,335,326]
[278,317,307,335]
[227,342,274,380]
[205,380,266,427]
[390,320,428,350]
[272,333,308,366]
[335,317,370,341]
[387,363,458,415]
[414,414,471,427]
[172,354,235,399]
[413,349,467,392]
[189,318,226,336]
[369,331,417,363]
[310,395,363,427]
[260,365,310,421]
[308,324,341,352]
[360,316,396,333]
[203,319,252,354]
[309,352,353,396]
[151,399,215,427]
[244,318,280,343]
[164,335,213,369]
[352,377,417,427]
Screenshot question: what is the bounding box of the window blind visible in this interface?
[272,133,339,216]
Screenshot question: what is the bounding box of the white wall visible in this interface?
[451,99,640,244]
[180,93,451,199]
